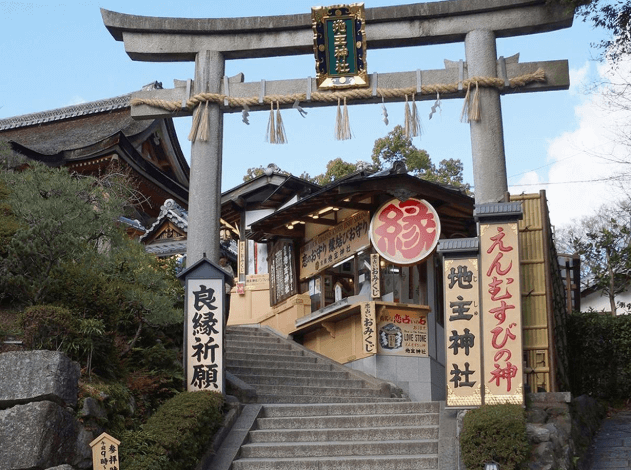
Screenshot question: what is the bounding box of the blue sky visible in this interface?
[0,1,621,228]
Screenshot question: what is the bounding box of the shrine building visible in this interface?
[220,165,567,401]
[0,82,190,227]
[225,163,473,401]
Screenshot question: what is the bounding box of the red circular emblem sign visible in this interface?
[370,198,441,265]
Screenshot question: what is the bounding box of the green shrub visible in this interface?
[79,380,136,434]
[0,179,20,259]
[120,391,224,470]
[20,304,114,376]
[567,311,631,400]
[460,404,529,470]
[21,305,80,352]
[118,429,169,470]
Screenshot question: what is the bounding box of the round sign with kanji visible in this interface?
[370,198,441,265]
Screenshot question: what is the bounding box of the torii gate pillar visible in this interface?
[188,51,225,264]
[465,30,508,204]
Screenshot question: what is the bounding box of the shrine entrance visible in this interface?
[102,0,573,402]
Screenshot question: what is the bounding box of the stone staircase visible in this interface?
[225,325,403,404]
[231,402,440,470]
[210,325,450,470]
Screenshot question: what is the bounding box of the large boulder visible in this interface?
[0,351,80,408]
[0,401,91,469]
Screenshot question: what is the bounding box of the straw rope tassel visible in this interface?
[198,101,210,142]
[335,98,343,140]
[266,102,276,143]
[381,95,389,126]
[469,81,481,122]
[460,83,471,123]
[404,95,412,138]
[275,102,287,144]
[188,104,202,141]
[411,94,422,138]
[342,97,351,140]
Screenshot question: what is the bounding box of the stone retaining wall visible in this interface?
[0,351,92,470]
[527,392,606,470]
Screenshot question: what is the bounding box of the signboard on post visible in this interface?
[177,257,229,394]
[90,433,120,470]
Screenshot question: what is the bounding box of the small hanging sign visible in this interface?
[312,3,368,90]
[360,301,377,355]
[370,253,380,299]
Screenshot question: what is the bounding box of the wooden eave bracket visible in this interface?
[322,321,336,338]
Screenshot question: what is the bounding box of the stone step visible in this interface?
[226,352,319,364]
[226,327,277,336]
[226,345,306,356]
[260,401,438,418]
[226,339,300,351]
[248,425,439,443]
[225,333,284,344]
[228,366,348,380]
[236,375,367,389]
[231,454,438,470]
[252,384,384,398]
[226,358,335,372]
[226,337,287,348]
[239,439,438,458]
[256,413,439,430]
[253,395,408,404]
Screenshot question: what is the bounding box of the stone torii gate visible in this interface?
[102,0,573,267]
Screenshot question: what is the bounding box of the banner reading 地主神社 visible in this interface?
[444,256,482,407]
[479,221,524,405]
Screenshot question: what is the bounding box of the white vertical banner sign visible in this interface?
[186,278,224,393]
[370,253,381,299]
[360,301,377,355]
[238,241,246,279]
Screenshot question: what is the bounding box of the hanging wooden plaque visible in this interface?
[312,3,368,89]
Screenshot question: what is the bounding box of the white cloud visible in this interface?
[569,62,591,96]
[543,58,631,228]
[509,171,543,195]
[66,96,86,106]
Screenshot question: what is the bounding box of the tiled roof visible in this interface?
[0,82,162,132]
[0,94,131,131]
[140,198,188,242]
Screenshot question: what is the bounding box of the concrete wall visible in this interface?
[581,289,631,315]
[346,355,445,402]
